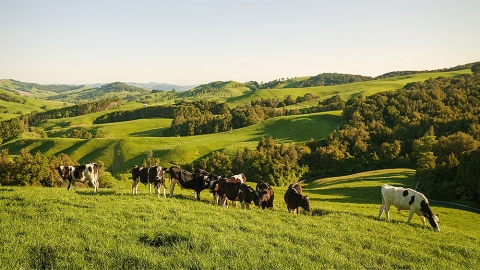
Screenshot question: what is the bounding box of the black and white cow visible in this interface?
[378,184,440,231]
[57,163,99,193]
[132,165,168,196]
[168,166,210,200]
[131,165,149,195]
[148,166,168,198]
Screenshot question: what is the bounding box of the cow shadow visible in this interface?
[74,190,117,196]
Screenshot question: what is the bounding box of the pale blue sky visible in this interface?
[1,0,479,85]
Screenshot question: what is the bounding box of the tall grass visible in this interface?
[0,169,479,269]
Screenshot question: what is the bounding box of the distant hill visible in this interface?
[124,82,199,92]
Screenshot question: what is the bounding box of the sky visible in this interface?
[1,0,479,86]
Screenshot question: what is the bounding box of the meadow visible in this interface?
[1,168,478,269]
[2,110,343,174]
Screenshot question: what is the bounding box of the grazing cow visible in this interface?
[57,163,99,193]
[212,176,257,209]
[255,180,274,210]
[169,166,210,200]
[216,177,243,207]
[148,166,168,198]
[238,184,257,209]
[284,181,310,214]
[209,173,246,206]
[378,184,440,231]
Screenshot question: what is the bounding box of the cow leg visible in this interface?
[385,204,391,221]
[213,192,218,204]
[132,180,139,195]
[91,179,98,194]
[169,179,177,197]
[407,209,415,223]
[222,196,228,208]
[195,191,201,201]
[378,204,385,219]
[67,181,71,191]
[241,201,245,209]
[419,216,426,227]
[149,183,152,194]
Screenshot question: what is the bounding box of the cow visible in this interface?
[211,176,257,209]
[255,180,274,210]
[209,173,246,206]
[378,184,440,231]
[238,184,257,209]
[284,181,310,214]
[131,165,149,195]
[148,166,168,198]
[168,166,210,200]
[208,175,223,204]
[57,163,99,194]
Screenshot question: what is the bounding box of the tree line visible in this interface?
[0,93,22,103]
[7,79,85,93]
[0,98,122,142]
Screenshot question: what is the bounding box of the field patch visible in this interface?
[1,169,478,269]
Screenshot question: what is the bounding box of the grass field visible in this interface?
[222,69,472,108]
[1,168,478,269]
[2,111,343,174]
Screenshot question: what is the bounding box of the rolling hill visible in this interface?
[0,65,475,176]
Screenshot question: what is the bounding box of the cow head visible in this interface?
[57,166,70,180]
[420,200,440,232]
[425,213,440,232]
[301,195,311,212]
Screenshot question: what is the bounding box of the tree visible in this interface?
[471,62,480,74]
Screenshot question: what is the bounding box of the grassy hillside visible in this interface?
[224,69,472,108]
[0,88,70,120]
[0,168,478,269]
[1,111,342,173]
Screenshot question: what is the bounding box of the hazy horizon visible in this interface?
[1,0,479,86]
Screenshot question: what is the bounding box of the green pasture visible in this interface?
[2,111,342,174]
[0,168,478,269]
[224,69,472,108]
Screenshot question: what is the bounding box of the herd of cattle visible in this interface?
[56,164,440,231]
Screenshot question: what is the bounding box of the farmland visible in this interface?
[1,168,479,269]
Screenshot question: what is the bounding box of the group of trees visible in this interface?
[192,137,309,186]
[0,93,21,103]
[8,79,84,93]
[296,73,373,88]
[302,73,480,206]
[0,98,122,142]
[0,149,112,188]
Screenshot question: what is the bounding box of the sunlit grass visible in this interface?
[1,169,478,269]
